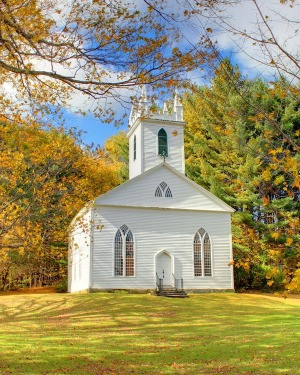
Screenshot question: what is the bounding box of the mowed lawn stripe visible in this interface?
[0,292,299,375]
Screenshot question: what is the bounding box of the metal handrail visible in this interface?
[172,273,183,290]
[172,273,176,288]
[156,272,163,292]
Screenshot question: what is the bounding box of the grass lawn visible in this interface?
[0,292,299,375]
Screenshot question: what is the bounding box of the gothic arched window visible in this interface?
[193,228,212,277]
[158,128,168,157]
[155,182,172,198]
[114,225,135,276]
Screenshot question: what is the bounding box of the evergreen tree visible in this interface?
[184,60,299,292]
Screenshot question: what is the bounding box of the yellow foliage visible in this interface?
[0,119,121,288]
[262,169,272,181]
[274,175,284,186]
[286,237,294,246]
[271,232,280,240]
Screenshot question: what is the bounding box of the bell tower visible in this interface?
[127,87,186,179]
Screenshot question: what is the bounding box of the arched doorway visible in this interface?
[156,251,172,286]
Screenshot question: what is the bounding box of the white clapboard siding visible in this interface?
[143,121,185,174]
[91,206,233,290]
[95,164,233,212]
[127,119,185,179]
[128,124,142,179]
[68,208,91,292]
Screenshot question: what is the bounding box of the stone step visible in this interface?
[158,289,188,298]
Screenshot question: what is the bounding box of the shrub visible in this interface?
[56,278,68,293]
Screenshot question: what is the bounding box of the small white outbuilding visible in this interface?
[68,89,235,293]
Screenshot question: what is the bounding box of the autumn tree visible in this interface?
[104,131,129,181]
[0,0,216,123]
[0,119,121,290]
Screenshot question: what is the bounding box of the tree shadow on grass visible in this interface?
[0,293,299,374]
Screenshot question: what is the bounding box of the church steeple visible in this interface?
[129,85,149,127]
[127,89,186,179]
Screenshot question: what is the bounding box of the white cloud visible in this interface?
[182,0,300,80]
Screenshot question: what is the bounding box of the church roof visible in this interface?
[94,162,235,213]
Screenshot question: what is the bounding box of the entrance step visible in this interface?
[158,289,188,298]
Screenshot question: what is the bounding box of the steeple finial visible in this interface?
[163,101,168,115]
[129,85,149,126]
[173,89,183,121]
[139,85,148,112]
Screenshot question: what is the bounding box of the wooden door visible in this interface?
[156,252,172,286]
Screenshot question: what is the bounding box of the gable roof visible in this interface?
[94,163,235,213]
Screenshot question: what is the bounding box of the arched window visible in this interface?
[114,225,135,276]
[203,233,212,276]
[133,135,136,161]
[193,228,212,277]
[165,187,172,198]
[158,128,168,157]
[154,181,172,198]
[114,230,123,276]
[126,230,134,276]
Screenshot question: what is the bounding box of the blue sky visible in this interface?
[56,1,298,148]
[61,50,260,148]
[63,111,128,148]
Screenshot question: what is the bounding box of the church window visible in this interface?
[114,226,135,276]
[194,233,202,276]
[165,187,172,198]
[133,135,136,160]
[203,233,212,276]
[114,230,123,276]
[194,228,212,277]
[126,230,134,276]
[155,186,163,197]
[154,181,172,198]
[158,128,168,157]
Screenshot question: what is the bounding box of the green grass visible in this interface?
[0,292,299,375]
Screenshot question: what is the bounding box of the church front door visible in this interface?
[156,252,172,287]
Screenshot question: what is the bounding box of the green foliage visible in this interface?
[104,131,129,181]
[55,277,68,293]
[184,59,300,292]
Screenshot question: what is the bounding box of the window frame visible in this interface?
[158,128,168,157]
[193,228,213,278]
[154,181,173,198]
[133,134,136,161]
[113,226,136,277]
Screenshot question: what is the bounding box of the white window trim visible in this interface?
[193,229,214,278]
[113,227,136,278]
[157,128,169,157]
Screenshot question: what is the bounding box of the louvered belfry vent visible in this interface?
[154,182,173,198]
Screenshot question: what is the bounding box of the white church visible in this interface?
[68,90,235,294]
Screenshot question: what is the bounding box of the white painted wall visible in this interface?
[128,119,185,179]
[68,208,91,292]
[91,206,233,291]
[143,121,185,174]
[128,124,142,179]
[96,165,231,212]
